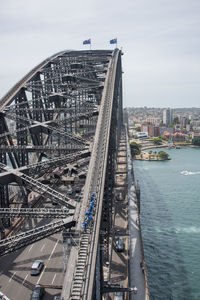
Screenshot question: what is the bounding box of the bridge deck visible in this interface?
[127,129,150,300]
[101,128,149,300]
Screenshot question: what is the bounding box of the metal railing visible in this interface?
[68,50,119,300]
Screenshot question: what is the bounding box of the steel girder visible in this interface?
[0,162,75,209]
[0,50,123,299]
[66,49,123,300]
[0,207,74,219]
[0,217,76,256]
[0,50,111,217]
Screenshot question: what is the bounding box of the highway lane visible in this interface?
[0,176,83,299]
[0,217,65,300]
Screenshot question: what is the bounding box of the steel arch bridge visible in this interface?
[0,49,123,299]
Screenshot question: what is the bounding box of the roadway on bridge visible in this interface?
[0,189,77,300]
[107,130,148,300]
[0,213,64,299]
[0,156,89,300]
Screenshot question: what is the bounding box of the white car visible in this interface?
[114,285,124,300]
[115,237,125,252]
[30,260,44,276]
[67,189,73,195]
[0,291,10,300]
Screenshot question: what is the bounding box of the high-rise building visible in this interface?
[163,108,173,125]
[146,117,161,125]
[181,117,187,128]
[153,126,160,137]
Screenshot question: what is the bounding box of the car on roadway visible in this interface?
[30,260,44,276]
[30,285,45,299]
[74,185,81,193]
[114,291,124,300]
[116,192,123,201]
[0,291,10,300]
[66,188,73,195]
[53,296,61,300]
[114,285,124,300]
[115,237,125,252]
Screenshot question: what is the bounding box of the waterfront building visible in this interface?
[191,132,200,139]
[153,126,160,137]
[173,132,186,142]
[163,131,172,140]
[141,124,154,137]
[141,124,148,133]
[136,132,148,138]
[160,126,174,135]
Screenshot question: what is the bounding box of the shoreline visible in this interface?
[141,143,200,151]
[134,144,200,161]
[134,157,171,161]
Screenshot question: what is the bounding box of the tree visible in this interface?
[135,126,141,132]
[130,142,141,157]
[192,136,200,146]
[173,116,179,124]
[158,150,169,160]
[160,135,166,140]
[153,137,162,145]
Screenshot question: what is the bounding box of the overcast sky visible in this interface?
[1,0,200,108]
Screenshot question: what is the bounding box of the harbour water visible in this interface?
[133,147,200,300]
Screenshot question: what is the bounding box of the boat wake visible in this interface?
[181,170,200,176]
[175,226,200,233]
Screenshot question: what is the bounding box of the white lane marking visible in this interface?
[28,244,33,252]
[41,244,45,252]
[9,272,16,282]
[36,266,46,285]
[51,274,56,284]
[22,274,28,285]
[48,235,60,261]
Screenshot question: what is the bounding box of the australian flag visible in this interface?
[83,39,91,45]
[110,38,117,44]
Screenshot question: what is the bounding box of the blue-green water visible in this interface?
[133,147,200,300]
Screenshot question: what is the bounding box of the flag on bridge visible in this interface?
[83,39,91,45]
[110,38,117,44]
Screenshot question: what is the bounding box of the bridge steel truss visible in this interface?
[0,49,123,299]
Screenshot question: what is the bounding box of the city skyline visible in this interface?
[1,0,200,108]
